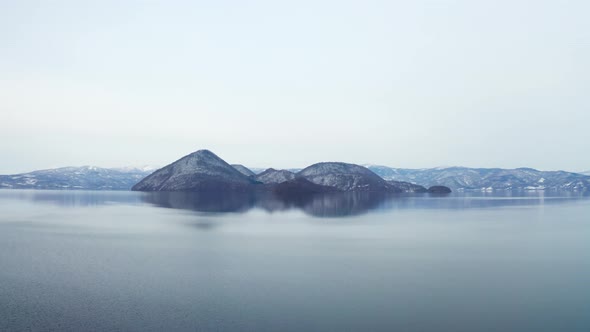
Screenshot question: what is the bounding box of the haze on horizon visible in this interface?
[1,0,589,174]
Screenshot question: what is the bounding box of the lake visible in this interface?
[1,190,589,332]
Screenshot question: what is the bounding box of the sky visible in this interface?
[1,0,589,174]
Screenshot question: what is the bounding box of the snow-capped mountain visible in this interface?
[255,168,296,184]
[298,162,400,192]
[113,165,159,173]
[132,150,258,192]
[0,166,152,190]
[366,166,590,191]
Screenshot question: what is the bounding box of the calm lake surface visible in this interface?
[1,190,589,332]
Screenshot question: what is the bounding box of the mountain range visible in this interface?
[0,166,153,190]
[365,165,590,191]
[1,152,588,192]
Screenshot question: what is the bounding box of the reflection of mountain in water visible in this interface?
[140,191,392,217]
[1,190,143,207]
[142,191,381,217]
[142,192,258,213]
[6,190,588,218]
[138,191,590,218]
[297,192,389,217]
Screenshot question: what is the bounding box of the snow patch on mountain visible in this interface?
[114,165,159,173]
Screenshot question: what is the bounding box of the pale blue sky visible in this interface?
[1,0,589,173]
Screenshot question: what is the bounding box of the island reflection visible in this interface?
[141,191,394,217]
[139,190,589,218]
[4,189,587,218]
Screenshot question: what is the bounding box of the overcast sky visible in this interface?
[1,0,589,174]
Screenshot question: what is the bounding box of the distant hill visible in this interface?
[365,165,590,191]
[249,167,267,174]
[0,166,152,190]
[255,168,296,184]
[231,164,256,177]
